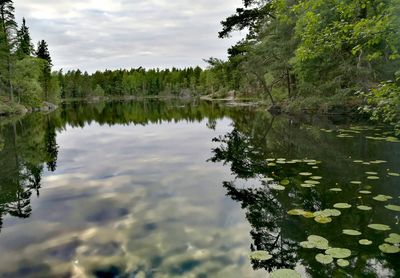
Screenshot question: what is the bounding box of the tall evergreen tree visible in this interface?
[36,40,52,100]
[0,0,17,101]
[16,18,33,58]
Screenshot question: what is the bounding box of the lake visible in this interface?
[0,99,399,277]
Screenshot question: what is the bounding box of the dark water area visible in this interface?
[0,99,399,277]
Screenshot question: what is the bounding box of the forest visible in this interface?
[0,0,400,132]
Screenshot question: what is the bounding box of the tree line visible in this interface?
[214,0,400,130]
[0,0,58,110]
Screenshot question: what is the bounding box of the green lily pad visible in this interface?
[302,211,315,218]
[350,181,362,185]
[337,259,350,267]
[311,176,322,180]
[368,224,391,231]
[314,209,341,218]
[334,203,352,209]
[308,235,329,249]
[249,250,272,261]
[301,183,315,188]
[357,205,372,211]
[267,163,276,166]
[315,216,332,224]
[359,239,373,245]
[366,172,378,175]
[287,209,305,216]
[367,176,380,180]
[325,248,351,259]
[385,204,400,212]
[385,233,400,244]
[373,195,392,202]
[343,229,362,236]
[353,160,363,163]
[304,180,320,185]
[280,179,290,186]
[300,241,316,249]
[270,269,301,278]
[379,244,400,254]
[271,184,286,191]
[388,172,400,177]
[315,253,333,264]
[359,191,372,194]
[330,188,342,192]
[299,172,312,176]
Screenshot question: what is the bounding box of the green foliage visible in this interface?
[12,57,46,107]
[360,76,400,134]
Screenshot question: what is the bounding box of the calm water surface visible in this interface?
[0,100,399,277]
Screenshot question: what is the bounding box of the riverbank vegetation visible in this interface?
[1,0,399,133]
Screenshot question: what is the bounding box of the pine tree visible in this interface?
[36,40,52,100]
[16,18,33,58]
[0,0,17,101]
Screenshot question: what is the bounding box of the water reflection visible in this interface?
[0,99,398,277]
[210,108,400,277]
[0,114,58,233]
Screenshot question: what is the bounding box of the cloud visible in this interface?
[14,0,244,72]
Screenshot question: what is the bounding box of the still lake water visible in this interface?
[0,99,399,277]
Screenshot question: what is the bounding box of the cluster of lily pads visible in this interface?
[319,126,400,143]
[288,208,341,224]
[300,235,352,267]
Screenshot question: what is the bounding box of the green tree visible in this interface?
[36,40,52,101]
[16,18,33,58]
[0,0,17,101]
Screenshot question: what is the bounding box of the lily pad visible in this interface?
[359,239,373,245]
[314,209,341,218]
[325,248,351,259]
[337,259,350,267]
[379,244,400,254]
[385,204,400,212]
[308,235,329,249]
[330,188,342,192]
[301,183,315,188]
[350,181,362,185]
[315,216,332,224]
[343,229,362,236]
[280,179,290,186]
[304,180,320,185]
[359,191,372,194]
[270,269,301,278]
[366,172,378,175]
[287,209,305,216]
[367,176,380,180]
[299,172,312,176]
[249,250,272,261]
[385,233,400,244]
[300,241,316,249]
[373,195,392,202]
[267,163,276,167]
[368,224,391,231]
[388,172,400,177]
[334,203,352,209]
[311,176,322,180]
[303,212,316,218]
[357,205,372,211]
[271,184,286,191]
[315,253,333,264]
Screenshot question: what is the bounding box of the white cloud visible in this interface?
[14,0,245,72]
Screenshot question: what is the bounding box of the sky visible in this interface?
[14,0,244,73]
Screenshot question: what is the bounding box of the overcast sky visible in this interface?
[14,0,244,73]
